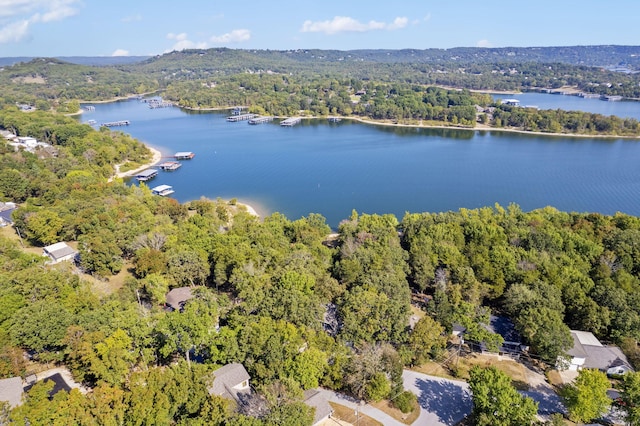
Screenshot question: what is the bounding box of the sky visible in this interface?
[1,0,639,57]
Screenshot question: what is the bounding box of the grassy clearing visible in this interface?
[328,402,382,426]
[412,353,529,389]
[371,399,420,425]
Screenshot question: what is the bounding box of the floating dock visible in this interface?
[174,151,195,160]
[328,117,342,123]
[148,99,173,109]
[84,106,95,111]
[151,184,175,196]
[248,116,274,125]
[86,119,97,125]
[136,169,158,182]
[158,161,182,171]
[101,120,130,127]
[227,113,258,122]
[231,106,247,115]
[280,117,302,127]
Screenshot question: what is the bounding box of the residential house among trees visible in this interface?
[42,242,77,264]
[208,363,251,402]
[564,330,634,375]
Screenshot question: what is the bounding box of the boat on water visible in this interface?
[151,184,175,196]
[174,151,195,160]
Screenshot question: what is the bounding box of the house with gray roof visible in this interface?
[42,242,77,264]
[303,389,333,426]
[208,363,251,402]
[564,330,634,375]
[165,286,195,311]
[0,377,23,408]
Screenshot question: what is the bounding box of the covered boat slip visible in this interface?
[158,161,182,171]
[174,152,195,160]
[135,169,158,181]
[151,184,175,196]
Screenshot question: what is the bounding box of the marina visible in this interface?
[158,161,182,171]
[280,117,302,127]
[227,113,258,122]
[82,96,640,227]
[101,120,130,127]
[174,151,195,160]
[248,116,274,125]
[151,184,175,196]
[135,169,158,182]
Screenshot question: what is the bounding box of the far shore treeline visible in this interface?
[1,47,640,136]
[2,105,640,423]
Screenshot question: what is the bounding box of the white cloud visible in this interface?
[387,17,408,30]
[165,32,207,52]
[0,0,81,44]
[476,39,492,48]
[0,19,30,43]
[111,49,129,56]
[301,16,409,35]
[210,29,250,44]
[167,32,188,41]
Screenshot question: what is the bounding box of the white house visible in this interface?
[42,242,77,264]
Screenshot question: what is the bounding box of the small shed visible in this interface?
[43,242,77,264]
[208,363,251,401]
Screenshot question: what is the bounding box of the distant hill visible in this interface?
[0,56,150,67]
[2,45,639,70]
[130,45,640,71]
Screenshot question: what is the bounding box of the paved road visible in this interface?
[402,370,472,426]
[315,388,406,426]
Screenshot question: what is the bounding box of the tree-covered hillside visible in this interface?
[2,107,640,423]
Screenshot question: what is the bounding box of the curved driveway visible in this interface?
[402,370,472,425]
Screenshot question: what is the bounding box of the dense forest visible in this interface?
[2,107,640,423]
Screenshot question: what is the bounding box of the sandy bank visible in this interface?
[108,146,163,182]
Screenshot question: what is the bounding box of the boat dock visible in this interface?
[87,119,97,125]
[174,151,195,160]
[328,117,342,123]
[84,106,95,111]
[231,106,247,115]
[151,185,175,196]
[227,113,258,122]
[158,161,182,171]
[101,120,130,127]
[148,100,173,109]
[136,169,158,182]
[248,116,274,125]
[280,117,302,127]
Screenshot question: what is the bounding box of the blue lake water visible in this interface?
[81,97,640,227]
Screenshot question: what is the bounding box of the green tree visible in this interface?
[156,295,218,364]
[407,316,446,365]
[468,366,538,426]
[560,368,611,423]
[620,371,640,425]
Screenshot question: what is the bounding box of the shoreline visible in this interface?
[306,116,640,139]
[108,145,163,182]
